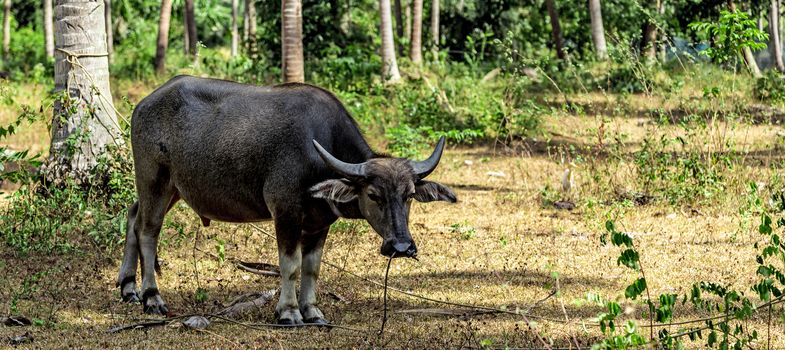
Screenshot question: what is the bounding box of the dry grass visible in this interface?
[2,81,785,348]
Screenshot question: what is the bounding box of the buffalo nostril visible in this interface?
[393,242,411,254]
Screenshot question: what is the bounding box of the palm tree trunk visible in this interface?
[759,11,765,32]
[410,0,422,64]
[185,0,196,55]
[282,0,304,82]
[641,21,657,61]
[246,0,256,53]
[104,0,112,62]
[658,0,667,61]
[50,0,120,181]
[394,0,403,55]
[771,0,784,71]
[430,0,438,56]
[3,0,10,59]
[404,0,411,45]
[545,0,565,60]
[44,0,54,58]
[380,0,401,82]
[154,0,172,74]
[728,0,762,77]
[231,0,238,57]
[243,0,249,42]
[588,0,607,60]
[183,5,189,54]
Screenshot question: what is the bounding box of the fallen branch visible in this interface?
[107,319,170,333]
[237,263,280,277]
[395,308,496,316]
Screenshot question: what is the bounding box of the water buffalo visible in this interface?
[116,75,457,324]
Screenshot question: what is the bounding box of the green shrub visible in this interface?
[754,70,785,103]
[3,25,53,83]
[0,146,135,255]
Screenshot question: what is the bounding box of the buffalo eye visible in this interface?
[367,193,382,203]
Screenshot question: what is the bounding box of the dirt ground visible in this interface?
[2,88,785,348]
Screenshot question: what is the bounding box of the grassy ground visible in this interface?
[2,77,785,349]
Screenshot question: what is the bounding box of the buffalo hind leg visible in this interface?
[299,228,328,324]
[117,202,140,302]
[274,215,304,325]
[137,176,178,315]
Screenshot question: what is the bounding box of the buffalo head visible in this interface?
[310,137,457,258]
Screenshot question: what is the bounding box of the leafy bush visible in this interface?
[0,144,135,255]
[2,25,53,83]
[754,70,785,103]
[385,124,482,158]
[633,134,730,205]
[0,92,135,255]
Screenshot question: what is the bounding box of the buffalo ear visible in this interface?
[310,179,358,203]
[414,181,457,203]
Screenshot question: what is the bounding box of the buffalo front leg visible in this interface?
[117,202,140,302]
[274,218,304,325]
[299,228,328,324]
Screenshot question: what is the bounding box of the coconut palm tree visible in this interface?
[545,0,565,60]
[154,0,173,74]
[282,0,304,82]
[589,0,607,60]
[105,0,113,61]
[231,0,238,57]
[44,0,54,58]
[771,0,784,71]
[380,0,401,82]
[3,0,10,59]
[410,0,422,63]
[430,0,438,55]
[185,0,196,55]
[50,0,120,180]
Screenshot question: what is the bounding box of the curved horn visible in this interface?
[411,136,446,179]
[312,140,367,178]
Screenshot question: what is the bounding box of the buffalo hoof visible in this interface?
[142,289,169,315]
[143,302,169,315]
[121,291,140,303]
[276,309,304,325]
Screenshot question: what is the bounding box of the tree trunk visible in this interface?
[49,0,120,182]
[183,4,189,54]
[641,21,657,61]
[154,0,172,74]
[394,0,403,55]
[380,0,401,82]
[430,0,438,55]
[3,0,10,59]
[243,0,249,42]
[658,0,667,61]
[771,0,784,71]
[544,0,565,60]
[246,0,256,53]
[44,0,54,58]
[282,0,303,82]
[185,0,196,55]
[728,0,762,77]
[759,11,765,32]
[231,0,238,57]
[410,0,422,64]
[404,0,411,45]
[104,0,112,62]
[588,0,607,60]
